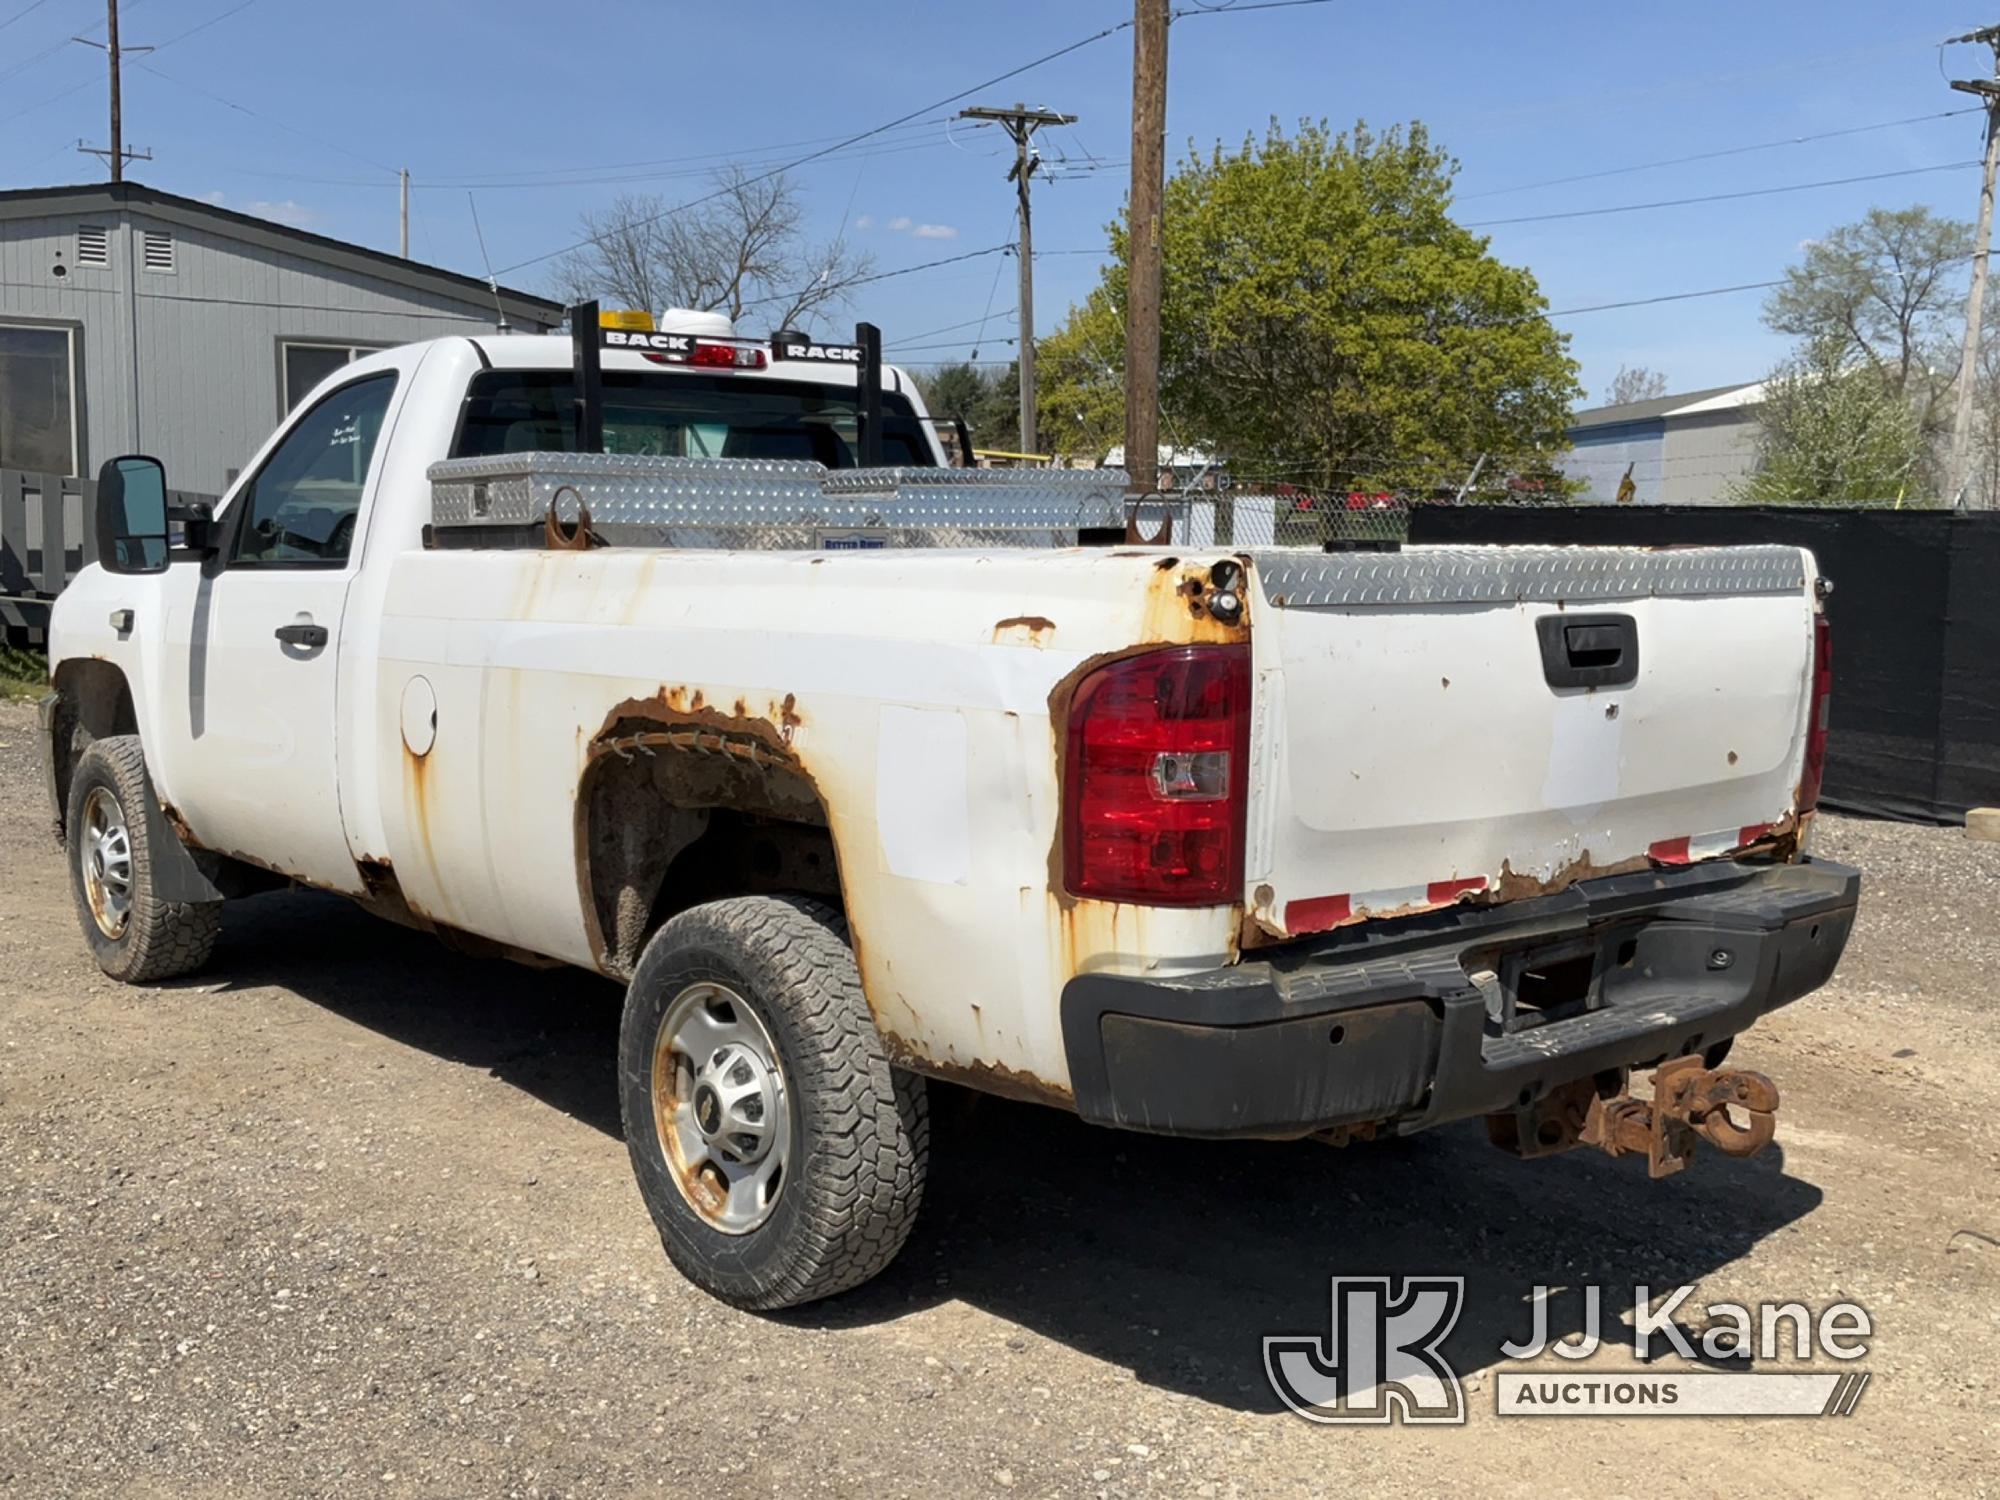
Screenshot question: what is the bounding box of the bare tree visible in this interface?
[1764,206,1972,428]
[1605,365,1669,406]
[553,167,873,332]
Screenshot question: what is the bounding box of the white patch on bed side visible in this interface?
[876,706,971,884]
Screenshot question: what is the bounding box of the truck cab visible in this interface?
[50,315,950,898]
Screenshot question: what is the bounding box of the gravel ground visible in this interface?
[1,696,1996,1497]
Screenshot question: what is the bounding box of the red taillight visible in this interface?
[1062,644,1250,905]
[688,341,767,369]
[1798,613,1832,813]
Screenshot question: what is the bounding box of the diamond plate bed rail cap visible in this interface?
[420,452,1168,540]
[426,452,1170,536]
[426,451,829,485]
[1250,545,1808,607]
[819,465,1130,496]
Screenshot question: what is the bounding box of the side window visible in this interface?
[282,341,384,411]
[230,373,397,568]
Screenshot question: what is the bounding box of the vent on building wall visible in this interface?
[141,229,174,272]
[77,225,109,265]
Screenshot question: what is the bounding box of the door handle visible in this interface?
[274,621,329,649]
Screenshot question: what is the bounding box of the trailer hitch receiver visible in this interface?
[1581,1056,1780,1178]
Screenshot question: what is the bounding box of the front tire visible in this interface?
[618,895,927,1310]
[65,735,221,983]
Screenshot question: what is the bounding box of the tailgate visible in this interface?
[1244,545,1818,938]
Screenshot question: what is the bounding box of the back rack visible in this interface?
[423,301,1183,551]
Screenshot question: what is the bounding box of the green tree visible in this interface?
[1037,119,1580,492]
[973,362,1021,455]
[909,361,1019,455]
[1735,334,1928,504]
[1763,206,1971,428]
[911,362,987,423]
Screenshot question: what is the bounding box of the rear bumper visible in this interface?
[1059,857,1860,1139]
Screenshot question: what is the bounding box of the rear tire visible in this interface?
[618,895,927,1310]
[65,735,221,983]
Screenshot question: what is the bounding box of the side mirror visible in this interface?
[94,455,170,574]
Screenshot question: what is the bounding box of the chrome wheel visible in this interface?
[79,785,134,940]
[652,981,790,1235]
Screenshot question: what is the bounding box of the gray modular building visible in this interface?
[0,181,561,492]
[1564,381,1765,505]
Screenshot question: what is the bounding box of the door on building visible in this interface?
[159,369,403,892]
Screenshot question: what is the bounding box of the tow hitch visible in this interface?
[1487,1057,1782,1178]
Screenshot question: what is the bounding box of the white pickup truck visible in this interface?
[41,311,1858,1310]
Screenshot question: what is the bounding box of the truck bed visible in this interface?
[371,523,1822,1100]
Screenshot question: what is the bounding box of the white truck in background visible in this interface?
[40,309,1857,1310]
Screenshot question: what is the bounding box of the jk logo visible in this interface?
[1264,1277,1466,1425]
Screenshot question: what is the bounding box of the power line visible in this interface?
[1172,0,1333,14]
[1534,250,1962,321]
[0,0,259,155]
[135,59,399,175]
[0,274,531,320]
[0,0,154,86]
[967,231,1013,358]
[495,17,1141,276]
[1465,31,1950,133]
[219,135,962,192]
[0,0,60,33]
[148,0,260,51]
[1458,107,1986,200]
[888,305,1019,345]
[1543,280,1785,318]
[891,334,1020,354]
[1463,159,1979,228]
[418,117,968,187]
[423,134,961,192]
[736,243,1015,311]
[0,72,94,128]
[15,134,84,177]
[0,36,72,87]
[208,120,969,190]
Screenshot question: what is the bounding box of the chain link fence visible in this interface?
[1180,491,1411,548]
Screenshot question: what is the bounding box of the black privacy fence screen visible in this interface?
[1407,505,2000,825]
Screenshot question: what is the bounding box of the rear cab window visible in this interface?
[451,370,939,467]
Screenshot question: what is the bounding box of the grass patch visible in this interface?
[0,642,48,701]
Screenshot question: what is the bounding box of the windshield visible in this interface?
[451,370,939,467]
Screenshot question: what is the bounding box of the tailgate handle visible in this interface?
[1537,612,1638,689]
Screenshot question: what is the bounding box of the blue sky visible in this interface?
[2,0,1992,402]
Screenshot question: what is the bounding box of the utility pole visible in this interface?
[1946,24,2000,509]
[106,0,122,181]
[958,102,1077,458]
[74,0,151,179]
[1125,0,1169,497]
[400,169,411,258]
